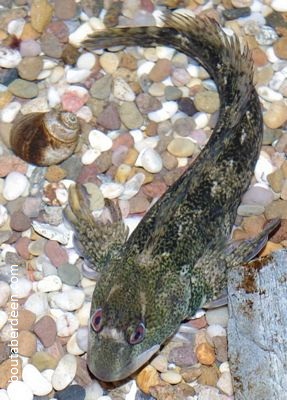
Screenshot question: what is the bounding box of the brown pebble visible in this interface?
[265,199,287,219]
[61,43,80,65]
[33,315,57,347]
[168,344,197,367]
[197,365,220,386]
[45,165,67,182]
[195,342,216,366]
[30,0,53,33]
[259,241,283,257]
[44,240,69,267]
[145,121,158,136]
[17,56,43,81]
[267,169,284,193]
[46,21,70,43]
[15,237,31,260]
[123,148,138,165]
[161,151,178,170]
[274,37,287,59]
[129,193,150,214]
[0,155,27,177]
[188,315,207,329]
[94,150,113,173]
[18,330,37,357]
[241,215,266,236]
[149,59,172,82]
[136,365,161,394]
[10,211,31,232]
[142,181,167,198]
[18,309,36,331]
[252,47,268,67]
[120,53,137,70]
[181,365,202,382]
[213,336,228,362]
[54,0,77,20]
[97,102,121,130]
[40,32,63,58]
[268,219,287,243]
[0,358,22,388]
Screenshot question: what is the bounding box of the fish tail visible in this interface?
[84,12,254,127]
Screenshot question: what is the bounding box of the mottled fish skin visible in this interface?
[67,13,265,381]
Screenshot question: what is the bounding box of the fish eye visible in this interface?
[128,322,145,345]
[91,308,103,332]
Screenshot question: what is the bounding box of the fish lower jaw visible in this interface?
[88,344,160,382]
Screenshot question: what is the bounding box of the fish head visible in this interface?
[87,258,189,382]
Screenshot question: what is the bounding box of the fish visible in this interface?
[64,12,279,382]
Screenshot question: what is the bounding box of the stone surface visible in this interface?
[33,315,57,347]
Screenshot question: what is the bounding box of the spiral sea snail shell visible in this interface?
[10,109,80,166]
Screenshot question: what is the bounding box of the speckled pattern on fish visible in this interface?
[65,13,275,382]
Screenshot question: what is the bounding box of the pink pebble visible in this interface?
[189,130,208,146]
[20,40,42,57]
[44,240,69,267]
[61,91,89,112]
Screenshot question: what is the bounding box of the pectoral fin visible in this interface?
[64,184,129,274]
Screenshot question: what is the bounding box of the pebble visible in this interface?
[18,309,36,331]
[44,240,69,267]
[0,47,21,68]
[267,168,284,192]
[150,354,168,372]
[24,292,49,316]
[52,354,77,391]
[120,102,144,129]
[264,101,287,129]
[168,344,197,367]
[55,311,79,337]
[0,311,8,330]
[38,275,63,292]
[167,138,196,157]
[113,77,135,101]
[67,332,86,355]
[271,0,287,12]
[0,359,22,389]
[10,211,31,232]
[7,381,33,400]
[165,86,182,101]
[217,371,233,396]
[17,56,43,81]
[31,0,53,33]
[136,365,161,394]
[148,101,178,122]
[195,343,216,366]
[100,182,124,199]
[223,7,251,20]
[193,112,210,129]
[0,281,10,307]
[258,86,282,102]
[84,381,104,400]
[66,68,91,83]
[10,276,32,298]
[18,330,37,356]
[20,40,41,57]
[54,0,77,20]
[178,97,197,116]
[90,74,113,100]
[58,263,81,285]
[265,199,287,219]
[89,129,113,151]
[148,58,172,82]
[97,102,121,130]
[77,52,96,70]
[206,306,229,328]
[100,53,120,74]
[1,101,21,123]
[22,364,52,396]
[207,324,227,338]
[136,148,163,173]
[50,289,85,311]
[8,78,38,98]
[237,204,265,216]
[255,26,278,46]
[0,91,13,109]
[54,384,86,400]
[136,93,162,114]
[30,351,58,371]
[194,91,220,113]
[161,370,182,384]
[274,37,287,60]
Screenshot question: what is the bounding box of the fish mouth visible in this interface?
[89,344,160,382]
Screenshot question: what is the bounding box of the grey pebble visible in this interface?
[90,74,113,99]
[58,263,81,286]
[8,78,38,99]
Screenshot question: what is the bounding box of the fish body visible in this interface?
[65,14,268,382]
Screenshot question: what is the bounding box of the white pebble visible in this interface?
[134,136,159,153]
[52,354,77,391]
[7,381,33,400]
[47,86,61,108]
[187,64,201,78]
[88,17,106,31]
[0,389,9,400]
[85,381,104,400]
[22,364,52,396]
[266,47,280,63]
[119,173,146,200]
[10,277,32,298]
[32,221,71,245]
[49,65,65,84]
[129,129,144,143]
[89,129,113,151]
[137,60,155,77]
[24,292,49,316]
[77,52,97,70]
[255,151,276,183]
[55,187,68,205]
[37,275,62,292]
[76,302,91,326]
[136,148,162,173]
[76,326,89,351]
[76,105,93,122]
[42,59,58,70]
[81,148,101,165]
[206,324,227,338]
[1,101,21,123]
[271,0,287,12]
[0,310,8,330]
[161,370,182,384]
[37,69,51,80]
[100,182,124,199]
[113,77,135,101]
[0,281,10,307]
[3,172,29,201]
[0,204,7,228]
[56,311,79,337]
[0,47,21,68]
[269,71,285,91]
[156,46,175,60]
[193,112,210,129]
[257,86,283,102]
[66,67,91,83]
[217,371,233,396]
[148,101,178,122]
[7,18,25,38]
[67,332,85,355]
[50,289,85,311]
[69,22,94,47]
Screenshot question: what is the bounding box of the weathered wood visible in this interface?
[227,250,287,400]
